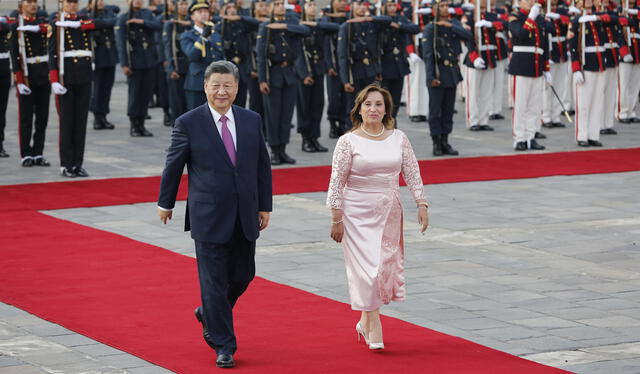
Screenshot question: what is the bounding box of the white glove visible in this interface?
[529,3,541,19]
[568,5,581,15]
[17,25,41,32]
[408,53,421,64]
[573,71,584,85]
[52,82,67,95]
[422,0,432,5]
[284,3,295,10]
[0,16,7,23]
[579,14,598,23]
[475,19,493,28]
[473,57,486,69]
[623,54,634,62]
[55,20,81,28]
[628,9,639,15]
[544,71,553,84]
[416,8,432,14]
[17,83,32,95]
[462,3,474,10]
[549,58,555,65]
[448,7,456,14]
[546,12,560,19]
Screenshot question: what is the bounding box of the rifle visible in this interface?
[347,12,353,84]
[17,1,30,86]
[90,0,98,70]
[126,0,133,66]
[475,0,482,61]
[433,0,440,80]
[57,0,65,85]
[300,6,313,76]
[171,0,179,73]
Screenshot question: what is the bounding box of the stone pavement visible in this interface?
[1,80,640,374]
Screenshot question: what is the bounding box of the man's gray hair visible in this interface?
[204,60,240,83]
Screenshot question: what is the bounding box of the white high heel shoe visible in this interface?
[355,322,369,344]
[368,341,384,350]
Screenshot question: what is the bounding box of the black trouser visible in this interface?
[326,73,345,123]
[382,77,404,119]
[186,90,207,111]
[232,78,248,108]
[0,69,10,148]
[167,73,187,123]
[427,85,456,136]
[296,74,324,138]
[90,66,116,115]
[344,76,376,129]
[57,82,91,168]
[154,63,169,110]
[127,68,155,120]
[194,219,255,355]
[248,76,265,131]
[18,83,50,158]
[264,81,296,146]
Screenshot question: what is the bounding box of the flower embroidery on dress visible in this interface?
[326,135,353,209]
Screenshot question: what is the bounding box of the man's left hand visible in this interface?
[258,211,270,231]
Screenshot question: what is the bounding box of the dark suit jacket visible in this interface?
[158,104,273,244]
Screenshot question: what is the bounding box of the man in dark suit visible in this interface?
[157,60,272,369]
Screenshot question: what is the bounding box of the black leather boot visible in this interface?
[163,109,172,127]
[312,138,328,152]
[103,115,115,129]
[280,144,296,164]
[329,120,340,139]
[94,114,107,130]
[301,136,316,152]
[138,118,154,137]
[270,145,282,165]
[432,135,443,156]
[130,119,143,137]
[441,134,459,156]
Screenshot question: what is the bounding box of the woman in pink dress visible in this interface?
[327,84,429,350]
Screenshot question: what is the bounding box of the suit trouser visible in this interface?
[344,76,376,129]
[617,62,640,120]
[90,66,116,115]
[265,81,296,146]
[512,75,543,144]
[186,90,207,112]
[167,74,187,123]
[296,74,324,138]
[0,70,10,148]
[406,58,428,117]
[382,77,404,119]
[542,61,569,124]
[490,59,507,116]
[326,73,346,123]
[602,67,617,130]
[195,219,255,355]
[57,82,91,168]
[18,83,50,158]
[127,68,155,120]
[428,85,456,136]
[232,78,248,108]
[465,67,494,127]
[575,70,606,142]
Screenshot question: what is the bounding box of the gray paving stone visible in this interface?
[0,356,22,368]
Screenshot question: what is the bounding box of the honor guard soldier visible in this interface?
[81,0,119,130]
[379,0,420,120]
[216,0,261,107]
[116,0,162,137]
[407,0,433,123]
[152,3,172,127]
[180,0,224,110]
[11,0,51,166]
[163,0,190,125]
[295,0,338,152]
[423,0,470,155]
[0,13,14,158]
[486,0,508,120]
[248,0,270,123]
[319,0,347,138]
[617,0,640,123]
[542,0,570,128]
[508,0,551,151]
[337,0,391,129]
[569,0,608,147]
[49,0,109,177]
[256,0,310,165]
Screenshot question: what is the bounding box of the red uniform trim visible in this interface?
[39,24,48,33]
[80,20,95,31]
[560,15,570,24]
[619,45,629,57]
[15,71,25,85]
[468,50,479,62]
[492,21,503,30]
[619,17,629,26]
[50,70,59,83]
[572,59,581,72]
[524,19,536,32]
[406,44,415,54]
[598,14,611,23]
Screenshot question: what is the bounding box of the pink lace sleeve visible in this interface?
[326,135,353,209]
[400,131,426,202]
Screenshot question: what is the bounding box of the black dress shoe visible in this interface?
[529,139,545,150]
[301,137,316,153]
[216,353,235,368]
[577,140,590,147]
[60,167,76,177]
[479,125,494,131]
[534,132,546,139]
[489,113,504,120]
[164,111,172,127]
[270,146,282,165]
[0,148,9,158]
[600,128,617,135]
[22,158,34,167]
[33,157,50,166]
[542,122,554,128]
[103,116,115,129]
[194,307,217,350]
[469,124,482,131]
[588,139,603,147]
[630,117,640,123]
[280,147,296,164]
[619,118,632,124]
[73,167,89,177]
[553,122,566,128]
[409,116,422,122]
[514,141,527,151]
[311,138,328,152]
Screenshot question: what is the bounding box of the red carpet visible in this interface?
[3,148,634,373]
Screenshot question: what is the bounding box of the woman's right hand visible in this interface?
[330,222,344,243]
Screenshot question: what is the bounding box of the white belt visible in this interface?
[550,36,566,42]
[604,42,619,49]
[63,50,92,58]
[512,46,544,54]
[0,52,9,59]
[26,55,48,64]
[584,46,606,53]
[479,45,497,51]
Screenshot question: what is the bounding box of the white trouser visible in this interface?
[512,75,544,144]
[466,67,494,127]
[602,67,617,129]
[406,58,428,117]
[617,62,640,120]
[508,73,515,108]
[490,59,507,115]
[542,61,569,123]
[575,70,606,142]
[564,61,574,110]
